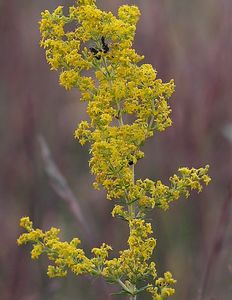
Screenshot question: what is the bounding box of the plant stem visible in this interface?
[128,164,135,218]
[101,44,137,299]
[117,279,132,294]
[116,102,124,126]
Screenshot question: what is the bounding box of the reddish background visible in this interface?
[0,0,232,299]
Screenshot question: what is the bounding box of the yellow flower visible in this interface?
[19,216,32,231]
[18,1,211,298]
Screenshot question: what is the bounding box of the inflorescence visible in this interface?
[18,1,211,299]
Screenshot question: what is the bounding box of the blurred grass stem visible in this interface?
[38,135,94,243]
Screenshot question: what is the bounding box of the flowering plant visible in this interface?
[17,1,210,299]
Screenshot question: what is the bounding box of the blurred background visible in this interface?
[1,0,232,299]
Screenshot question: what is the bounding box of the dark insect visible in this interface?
[89,36,109,60]
[89,47,101,60]
[128,161,134,166]
[101,36,109,54]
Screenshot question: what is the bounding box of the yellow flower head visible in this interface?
[18,1,211,299]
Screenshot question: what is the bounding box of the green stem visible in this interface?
[101,56,124,127]
[117,279,137,300]
[102,56,112,78]
[128,164,135,218]
[148,99,155,129]
[117,279,132,294]
[97,42,137,298]
[117,102,124,126]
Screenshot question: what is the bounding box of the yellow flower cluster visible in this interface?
[103,219,157,285]
[147,272,176,300]
[17,1,211,299]
[39,0,178,207]
[110,165,210,219]
[89,124,146,200]
[140,165,211,212]
[17,218,112,278]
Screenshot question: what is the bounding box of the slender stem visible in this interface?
[117,279,132,294]
[97,41,138,299]
[148,99,155,129]
[102,56,112,78]
[117,279,137,300]
[101,56,124,127]
[128,164,135,218]
[117,102,124,126]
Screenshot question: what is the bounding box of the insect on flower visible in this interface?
[101,36,109,53]
[89,36,109,60]
[19,3,211,299]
